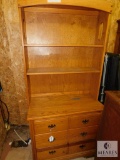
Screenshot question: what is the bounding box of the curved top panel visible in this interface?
[18,0,112,13]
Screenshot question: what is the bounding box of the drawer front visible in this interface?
[34,117,68,135]
[69,141,96,154]
[37,147,68,160]
[69,125,98,143]
[69,112,102,129]
[35,130,68,149]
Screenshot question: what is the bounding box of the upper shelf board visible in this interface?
[27,67,100,75]
[18,0,112,13]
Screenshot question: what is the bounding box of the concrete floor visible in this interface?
[1,126,94,160]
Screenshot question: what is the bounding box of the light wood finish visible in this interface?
[37,149,95,160]
[24,7,99,16]
[37,147,68,160]
[69,141,96,154]
[27,67,100,75]
[18,1,112,159]
[114,20,120,53]
[29,74,100,96]
[35,130,68,149]
[69,125,98,143]
[27,95,103,120]
[24,44,103,47]
[69,112,102,129]
[26,47,103,69]
[34,117,68,134]
[18,0,112,13]
[24,11,98,45]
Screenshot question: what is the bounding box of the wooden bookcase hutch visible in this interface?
[18,1,112,160]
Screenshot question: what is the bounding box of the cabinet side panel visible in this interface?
[18,8,30,103]
[29,121,37,160]
[90,12,110,99]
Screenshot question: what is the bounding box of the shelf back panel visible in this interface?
[25,47,103,70]
[24,9,98,45]
[29,73,100,96]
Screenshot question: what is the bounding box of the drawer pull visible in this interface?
[48,136,55,142]
[79,144,86,149]
[80,132,88,137]
[49,150,56,154]
[82,119,89,124]
[48,124,56,129]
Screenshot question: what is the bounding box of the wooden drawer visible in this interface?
[69,112,102,129]
[37,147,68,160]
[69,141,96,154]
[35,130,68,149]
[34,117,68,135]
[69,125,98,143]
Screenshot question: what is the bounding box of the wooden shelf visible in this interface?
[24,44,104,48]
[27,67,100,75]
[28,94,103,120]
[24,7,100,15]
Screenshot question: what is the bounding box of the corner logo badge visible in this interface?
[97,141,118,157]
[104,142,111,149]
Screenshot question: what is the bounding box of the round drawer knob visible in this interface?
[48,136,55,142]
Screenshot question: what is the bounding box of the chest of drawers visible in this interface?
[17,1,111,159]
[28,95,103,160]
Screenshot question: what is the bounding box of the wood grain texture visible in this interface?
[18,1,110,159]
[26,47,103,69]
[69,125,98,143]
[27,67,100,75]
[69,141,96,154]
[37,149,96,160]
[69,112,102,129]
[34,117,68,134]
[29,121,37,160]
[24,10,98,45]
[37,147,68,160]
[95,91,120,160]
[29,73,96,95]
[18,0,112,13]
[24,7,99,15]
[35,130,68,149]
[27,94,103,120]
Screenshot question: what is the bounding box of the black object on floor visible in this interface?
[11,140,28,148]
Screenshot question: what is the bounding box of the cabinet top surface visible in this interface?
[27,94,103,120]
[18,0,112,13]
[106,91,120,104]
